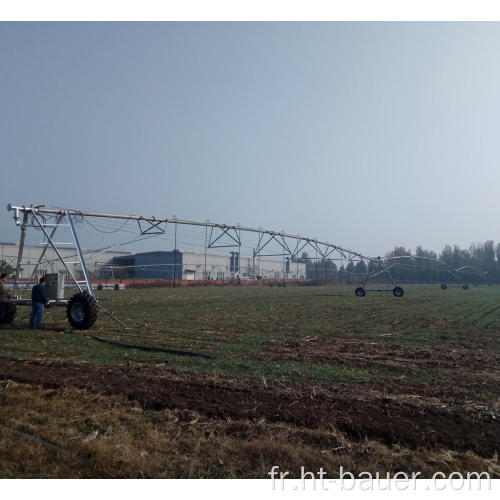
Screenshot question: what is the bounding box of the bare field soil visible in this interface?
[0,284,499,478]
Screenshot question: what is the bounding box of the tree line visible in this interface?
[1,240,499,284]
[293,240,500,284]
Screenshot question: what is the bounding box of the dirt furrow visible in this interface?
[0,358,497,458]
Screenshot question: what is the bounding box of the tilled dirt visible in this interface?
[262,337,500,372]
[0,357,497,458]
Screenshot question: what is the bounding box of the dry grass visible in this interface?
[1,380,498,478]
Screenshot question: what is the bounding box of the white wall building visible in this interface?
[0,242,306,282]
[0,242,132,280]
[181,250,306,280]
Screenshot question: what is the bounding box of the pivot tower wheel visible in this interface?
[392,286,404,298]
[66,292,98,330]
[440,283,448,290]
[3,302,17,324]
[462,284,469,290]
[355,287,366,297]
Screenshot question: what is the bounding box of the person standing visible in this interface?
[0,273,11,328]
[30,276,48,329]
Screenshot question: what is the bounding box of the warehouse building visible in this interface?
[106,250,306,281]
[0,242,306,282]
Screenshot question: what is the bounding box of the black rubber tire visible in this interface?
[393,286,404,298]
[462,284,469,290]
[441,283,447,290]
[97,284,103,291]
[66,292,98,330]
[3,302,17,324]
[355,287,366,297]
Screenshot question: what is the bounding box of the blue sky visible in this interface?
[1,22,499,256]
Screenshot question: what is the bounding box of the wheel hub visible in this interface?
[70,302,85,322]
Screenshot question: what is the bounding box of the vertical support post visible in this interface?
[340,253,343,285]
[315,244,318,285]
[383,259,396,286]
[252,250,255,280]
[13,212,29,297]
[173,215,177,287]
[204,221,208,283]
[237,225,241,282]
[67,211,95,299]
[282,246,285,285]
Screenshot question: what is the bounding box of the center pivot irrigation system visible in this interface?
[4,203,475,330]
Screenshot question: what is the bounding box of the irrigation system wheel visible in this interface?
[392,286,404,298]
[462,284,469,290]
[355,287,366,297]
[66,292,98,330]
[441,283,448,290]
[3,302,17,324]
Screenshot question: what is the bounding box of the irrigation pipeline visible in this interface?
[7,204,371,262]
[89,335,216,359]
[7,203,487,286]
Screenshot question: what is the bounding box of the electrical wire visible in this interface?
[83,216,130,234]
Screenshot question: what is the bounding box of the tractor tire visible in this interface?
[3,302,17,324]
[441,283,447,290]
[355,287,366,297]
[393,286,404,298]
[462,284,469,290]
[66,292,98,330]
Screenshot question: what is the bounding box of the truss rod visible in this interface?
[29,211,84,294]
[7,204,371,262]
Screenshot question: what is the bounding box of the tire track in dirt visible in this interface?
[0,358,497,457]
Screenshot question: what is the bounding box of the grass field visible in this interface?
[0,284,499,478]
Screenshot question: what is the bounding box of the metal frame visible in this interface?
[6,203,386,296]
[7,204,371,261]
[8,203,480,307]
[7,204,130,329]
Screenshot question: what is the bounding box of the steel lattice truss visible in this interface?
[6,203,482,317]
[7,203,372,286]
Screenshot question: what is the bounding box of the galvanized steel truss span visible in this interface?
[6,203,480,304]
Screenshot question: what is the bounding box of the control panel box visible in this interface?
[44,273,65,300]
